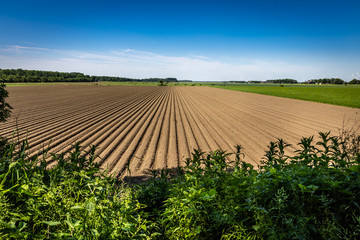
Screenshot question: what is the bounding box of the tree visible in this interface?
[0,82,12,154]
[0,82,12,122]
[265,79,298,84]
[349,79,360,84]
[310,78,345,84]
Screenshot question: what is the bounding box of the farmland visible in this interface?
[1,85,359,179]
[208,84,360,108]
[6,82,360,108]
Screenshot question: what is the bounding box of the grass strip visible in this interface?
[208,84,360,108]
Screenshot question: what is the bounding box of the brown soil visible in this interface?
[1,85,359,178]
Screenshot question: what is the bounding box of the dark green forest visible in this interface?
[0,69,178,83]
[349,79,360,84]
[2,69,360,84]
[308,78,345,84]
[265,79,298,84]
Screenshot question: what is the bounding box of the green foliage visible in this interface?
[1,131,359,239]
[0,82,12,122]
[0,82,12,156]
[0,141,158,239]
[159,132,360,239]
[0,68,178,83]
[158,79,165,86]
[160,148,258,239]
[265,79,298,84]
[349,79,360,84]
[255,133,360,239]
[309,78,345,84]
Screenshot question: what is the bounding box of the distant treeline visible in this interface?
[265,79,298,84]
[228,81,246,83]
[307,78,345,84]
[1,69,359,84]
[230,78,360,84]
[228,79,297,84]
[349,79,360,84]
[0,69,178,83]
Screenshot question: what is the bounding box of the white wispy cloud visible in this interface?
[188,54,209,60]
[8,45,50,51]
[1,46,355,81]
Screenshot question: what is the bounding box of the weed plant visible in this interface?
[0,141,158,239]
[1,130,359,239]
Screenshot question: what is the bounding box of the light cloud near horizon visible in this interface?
[0,45,356,81]
[7,45,50,51]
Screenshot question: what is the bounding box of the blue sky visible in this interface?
[0,0,359,81]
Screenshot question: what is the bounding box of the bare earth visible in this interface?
[1,85,359,178]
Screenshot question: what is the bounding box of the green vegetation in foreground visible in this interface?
[1,129,360,239]
[208,84,360,108]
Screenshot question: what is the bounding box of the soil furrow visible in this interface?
[97,88,167,171]
[110,88,170,178]
[3,85,358,178]
[138,88,170,172]
[28,88,160,159]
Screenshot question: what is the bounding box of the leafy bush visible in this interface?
[0,141,158,239]
[0,82,12,157]
[154,131,360,239]
[1,130,359,239]
[0,82,12,123]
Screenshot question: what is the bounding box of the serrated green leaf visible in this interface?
[71,205,84,210]
[269,168,276,174]
[252,225,260,231]
[350,165,360,173]
[43,221,61,226]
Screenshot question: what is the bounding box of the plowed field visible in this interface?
[1,85,359,178]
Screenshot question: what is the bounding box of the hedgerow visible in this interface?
[1,130,359,239]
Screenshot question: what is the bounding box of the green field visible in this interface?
[207,84,360,108]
